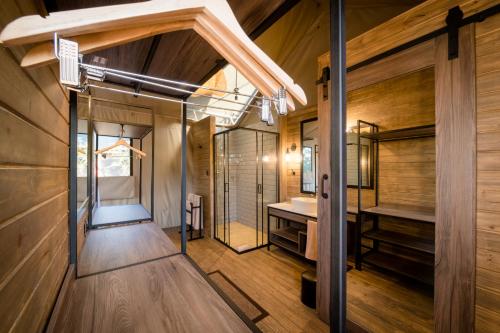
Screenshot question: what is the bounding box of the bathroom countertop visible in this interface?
[268,202,359,218]
[267,202,317,218]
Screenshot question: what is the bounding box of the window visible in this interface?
[97,136,132,177]
[77,134,88,177]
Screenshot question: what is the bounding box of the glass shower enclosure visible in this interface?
[214,128,279,253]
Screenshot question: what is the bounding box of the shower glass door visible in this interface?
[214,128,278,253]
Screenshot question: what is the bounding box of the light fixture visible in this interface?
[262,155,270,163]
[284,148,291,163]
[261,97,270,122]
[285,143,298,175]
[277,87,288,115]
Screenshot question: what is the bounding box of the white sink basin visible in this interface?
[291,197,317,213]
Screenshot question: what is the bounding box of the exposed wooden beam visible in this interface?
[198,0,300,90]
[346,0,499,67]
[19,20,195,68]
[0,0,306,109]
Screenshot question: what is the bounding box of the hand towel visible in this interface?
[305,219,318,261]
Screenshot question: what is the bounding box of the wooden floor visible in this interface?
[52,223,257,332]
[166,229,434,333]
[216,221,268,252]
[78,222,177,276]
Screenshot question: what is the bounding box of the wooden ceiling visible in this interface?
[45,0,293,97]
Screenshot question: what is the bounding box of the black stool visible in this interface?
[301,270,317,309]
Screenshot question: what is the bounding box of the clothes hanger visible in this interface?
[95,125,146,158]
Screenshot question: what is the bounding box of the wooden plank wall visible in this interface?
[188,116,215,236]
[475,12,500,332]
[346,67,436,210]
[284,106,317,200]
[0,1,70,332]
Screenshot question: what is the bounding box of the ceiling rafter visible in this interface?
[134,34,162,95]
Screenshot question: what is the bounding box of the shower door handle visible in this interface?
[321,174,328,199]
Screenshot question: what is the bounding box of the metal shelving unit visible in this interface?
[356,121,436,285]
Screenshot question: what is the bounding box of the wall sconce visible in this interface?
[285,143,298,175]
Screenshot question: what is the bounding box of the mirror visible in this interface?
[301,118,319,194]
[300,118,374,194]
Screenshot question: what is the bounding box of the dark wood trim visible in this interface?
[134,35,162,95]
[434,24,476,332]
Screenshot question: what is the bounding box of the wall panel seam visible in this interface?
[0,101,69,146]
[0,212,68,291]
[0,190,68,229]
[7,233,68,333]
[5,48,69,125]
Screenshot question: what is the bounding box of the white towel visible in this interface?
[186,193,202,230]
[305,220,318,261]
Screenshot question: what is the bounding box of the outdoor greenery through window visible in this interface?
[77,134,88,177]
[97,136,132,177]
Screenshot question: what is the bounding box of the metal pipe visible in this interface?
[86,84,246,118]
[181,101,188,254]
[105,71,260,110]
[81,62,280,101]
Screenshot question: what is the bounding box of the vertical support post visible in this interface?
[87,94,93,228]
[151,109,155,221]
[181,101,188,254]
[330,0,346,331]
[69,90,78,264]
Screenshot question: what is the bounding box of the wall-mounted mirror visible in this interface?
[301,118,319,194]
[300,118,374,194]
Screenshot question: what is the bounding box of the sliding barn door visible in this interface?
[317,53,331,323]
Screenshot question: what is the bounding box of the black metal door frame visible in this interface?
[213,128,279,254]
[329,0,347,331]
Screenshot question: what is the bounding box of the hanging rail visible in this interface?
[56,34,288,122]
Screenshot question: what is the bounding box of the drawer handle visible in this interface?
[321,174,328,199]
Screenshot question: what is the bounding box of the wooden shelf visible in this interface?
[361,204,435,223]
[360,124,435,142]
[363,251,434,285]
[270,237,303,256]
[271,227,300,243]
[363,229,434,254]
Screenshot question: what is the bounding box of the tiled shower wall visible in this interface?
[227,130,277,230]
